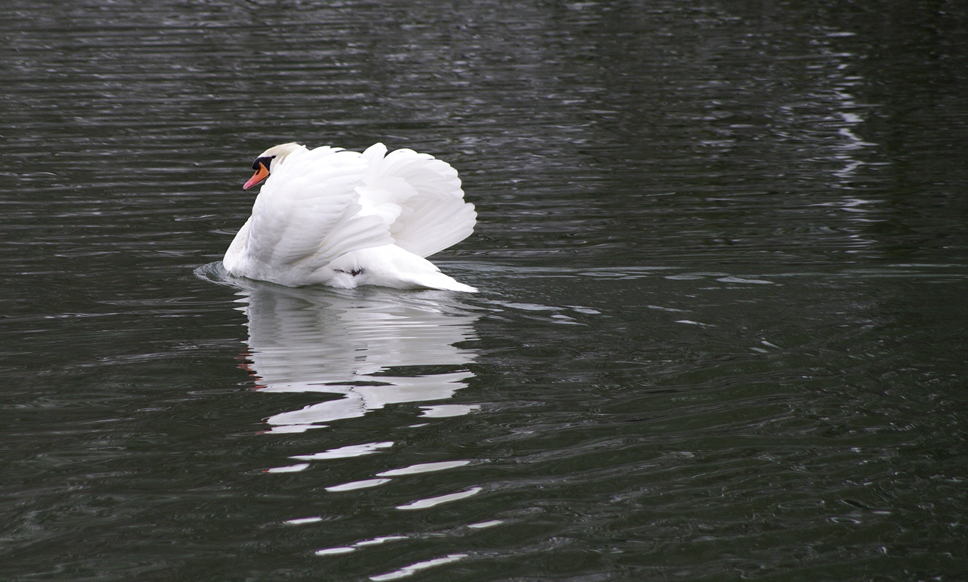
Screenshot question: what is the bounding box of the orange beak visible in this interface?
[243,162,270,190]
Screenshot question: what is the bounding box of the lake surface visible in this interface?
[3,1,968,580]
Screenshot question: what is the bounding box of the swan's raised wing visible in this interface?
[357,144,476,258]
[244,147,392,273]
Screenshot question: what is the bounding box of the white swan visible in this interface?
[223,143,477,292]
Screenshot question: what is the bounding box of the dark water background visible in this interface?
[3,1,968,580]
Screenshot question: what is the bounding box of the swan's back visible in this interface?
[358,143,476,258]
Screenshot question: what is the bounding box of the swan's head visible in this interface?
[243,142,303,190]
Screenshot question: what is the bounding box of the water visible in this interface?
[3,1,968,580]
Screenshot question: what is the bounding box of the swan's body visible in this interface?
[223,143,476,292]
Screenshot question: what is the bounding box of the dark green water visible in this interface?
[3,1,968,580]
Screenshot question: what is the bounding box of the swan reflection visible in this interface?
[232,281,479,432]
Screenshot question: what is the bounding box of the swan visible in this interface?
[223,142,477,292]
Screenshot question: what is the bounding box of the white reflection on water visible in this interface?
[325,478,392,492]
[290,441,394,460]
[198,265,502,555]
[369,553,468,581]
[376,460,471,477]
[227,279,480,432]
[396,486,483,511]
